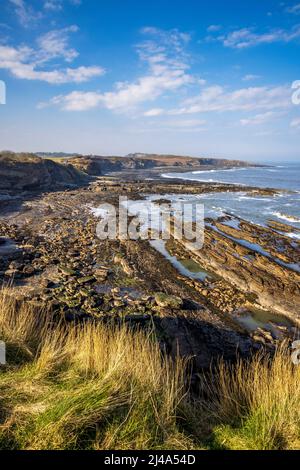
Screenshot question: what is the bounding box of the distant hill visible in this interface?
[0,151,259,191]
[0,152,89,191]
[36,152,82,159]
[66,153,256,176]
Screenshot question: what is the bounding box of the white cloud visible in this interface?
[44,1,63,11]
[0,30,105,84]
[165,85,291,115]
[164,119,206,128]
[242,74,261,81]
[40,91,103,110]
[37,26,79,62]
[144,108,164,116]
[139,27,191,52]
[48,80,291,116]
[286,3,300,14]
[50,67,193,110]
[44,0,82,11]
[45,27,194,111]
[220,26,300,48]
[9,0,82,26]
[290,117,300,128]
[9,0,42,26]
[207,25,222,32]
[103,71,192,110]
[240,111,281,126]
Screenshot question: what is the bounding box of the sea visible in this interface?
[161,162,300,236]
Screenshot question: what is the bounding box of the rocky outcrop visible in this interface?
[0,152,89,191]
[267,219,300,233]
[67,153,257,176]
[173,219,300,320]
[1,177,297,373]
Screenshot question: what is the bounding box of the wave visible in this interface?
[191,167,248,175]
[161,173,246,185]
[191,169,218,175]
[270,211,300,223]
[161,173,181,179]
[286,232,300,240]
[239,196,273,201]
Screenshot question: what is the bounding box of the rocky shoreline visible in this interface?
[0,168,299,374]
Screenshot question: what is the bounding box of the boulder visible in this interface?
[154,292,183,309]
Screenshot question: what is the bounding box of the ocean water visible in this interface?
[162,163,300,191]
[161,163,300,235]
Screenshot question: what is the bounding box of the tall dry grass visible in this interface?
[204,348,300,450]
[0,288,299,450]
[0,290,193,450]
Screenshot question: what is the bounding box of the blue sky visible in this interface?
[0,0,300,161]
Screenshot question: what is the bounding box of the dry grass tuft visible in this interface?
[0,292,192,450]
[0,290,299,450]
[204,347,300,450]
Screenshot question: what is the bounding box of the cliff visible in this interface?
[66,153,255,176]
[0,152,89,191]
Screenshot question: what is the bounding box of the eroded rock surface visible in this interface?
[0,175,298,371]
[0,152,89,191]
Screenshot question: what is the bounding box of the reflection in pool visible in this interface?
[150,239,216,282]
[233,308,293,336]
[149,237,294,338]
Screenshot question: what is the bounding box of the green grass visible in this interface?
[0,291,195,450]
[0,289,299,450]
[203,351,300,450]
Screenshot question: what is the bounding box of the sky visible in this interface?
[0,0,300,162]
